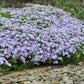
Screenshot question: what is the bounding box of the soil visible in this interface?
[0,65,62,78]
[0,0,32,8]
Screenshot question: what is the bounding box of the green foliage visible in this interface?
[16,29,23,34]
[37,32,40,36]
[0,1,5,11]
[38,41,43,44]
[30,18,37,21]
[59,44,84,65]
[39,60,53,66]
[0,64,11,74]
[0,24,2,26]
[0,57,34,74]
[44,60,53,65]
[0,12,11,18]
[16,2,21,7]
[77,9,84,20]
[43,24,49,28]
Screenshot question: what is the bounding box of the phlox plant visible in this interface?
[0,3,84,75]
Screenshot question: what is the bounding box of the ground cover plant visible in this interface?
[0,3,84,75]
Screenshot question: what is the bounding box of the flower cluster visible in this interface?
[0,3,84,67]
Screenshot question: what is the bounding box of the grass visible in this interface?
[0,1,5,10]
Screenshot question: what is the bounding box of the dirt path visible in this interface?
[0,65,62,78]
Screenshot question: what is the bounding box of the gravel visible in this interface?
[0,61,84,84]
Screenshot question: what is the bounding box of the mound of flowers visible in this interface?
[0,3,84,74]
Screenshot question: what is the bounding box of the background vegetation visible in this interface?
[0,0,84,21]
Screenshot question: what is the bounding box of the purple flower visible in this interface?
[0,3,83,72]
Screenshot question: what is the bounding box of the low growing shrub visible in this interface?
[0,3,84,75]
